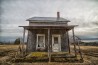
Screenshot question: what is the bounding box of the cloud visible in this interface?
[0,0,98,41]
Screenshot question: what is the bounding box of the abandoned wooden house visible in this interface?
[19,12,78,54]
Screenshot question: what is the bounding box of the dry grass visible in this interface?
[79,46,98,65]
[0,45,98,65]
[0,45,20,65]
[12,63,90,65]
[80,46,98,50]
[80,46,98,52]
[79,46,98,57]
[0,45,19,57]
[0,45,19,51]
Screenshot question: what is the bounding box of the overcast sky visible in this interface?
[0,0,98,42]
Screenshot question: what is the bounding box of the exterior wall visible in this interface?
[27,29,69,52]
[29,22,68,26]
[61,31,69,52]
[27,30,36,52]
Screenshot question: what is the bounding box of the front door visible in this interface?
[52,35,61,52]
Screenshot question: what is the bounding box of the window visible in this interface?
[54,37,58,44]
[36,34,45,48]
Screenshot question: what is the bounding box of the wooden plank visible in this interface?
[72,28,77,57]
[48,28,51,62]
[77,40,83,61]
[26,30,29,52]
[67,31,70,53]
[22,28,25,56]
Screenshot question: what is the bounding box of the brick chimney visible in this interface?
[57,12,60,20]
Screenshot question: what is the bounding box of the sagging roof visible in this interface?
[26,17,70,22]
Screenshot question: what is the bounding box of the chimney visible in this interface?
[57,12,60,19]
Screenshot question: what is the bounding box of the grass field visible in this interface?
[0,45,98,65]
[0,45,19,56]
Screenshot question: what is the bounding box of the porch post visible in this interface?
[67,31,70,53]
[48,28,51,62]
[22,28,26,56]
[26,29,29,52]
[72,28,77,57]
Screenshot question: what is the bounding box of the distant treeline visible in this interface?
[0,42,13,45]
[0,41,98,46]
[0,38,98,46]
[80,42,98,46]
[0,38,20,45]
[0,38,27,45]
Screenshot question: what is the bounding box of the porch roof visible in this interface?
[19,25,78,30]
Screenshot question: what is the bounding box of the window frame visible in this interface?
[36,34,45,49]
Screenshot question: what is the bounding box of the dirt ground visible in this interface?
[0,45,98,65]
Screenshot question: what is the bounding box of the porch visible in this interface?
[19,25,81,62]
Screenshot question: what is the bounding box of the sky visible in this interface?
[0,0,98,42]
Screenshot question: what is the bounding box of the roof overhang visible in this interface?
[19,25,78,31]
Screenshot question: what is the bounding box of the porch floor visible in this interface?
[24,52,79,62]
[14,52,83,62]
[26,52,76,58]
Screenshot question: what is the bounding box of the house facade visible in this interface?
[20,12,77,53]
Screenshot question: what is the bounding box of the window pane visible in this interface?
[54,37,58,44]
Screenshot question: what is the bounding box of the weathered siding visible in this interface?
[29,22,68,26]
[27,29,69,52]
[27,30,36,52]
[61,31,69,52]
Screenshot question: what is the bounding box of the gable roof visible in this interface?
[26,17,70,22]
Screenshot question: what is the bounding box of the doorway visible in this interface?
[52,34,61,52]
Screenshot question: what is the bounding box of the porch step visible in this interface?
[52,55,75,58]
[51,52,75,58]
